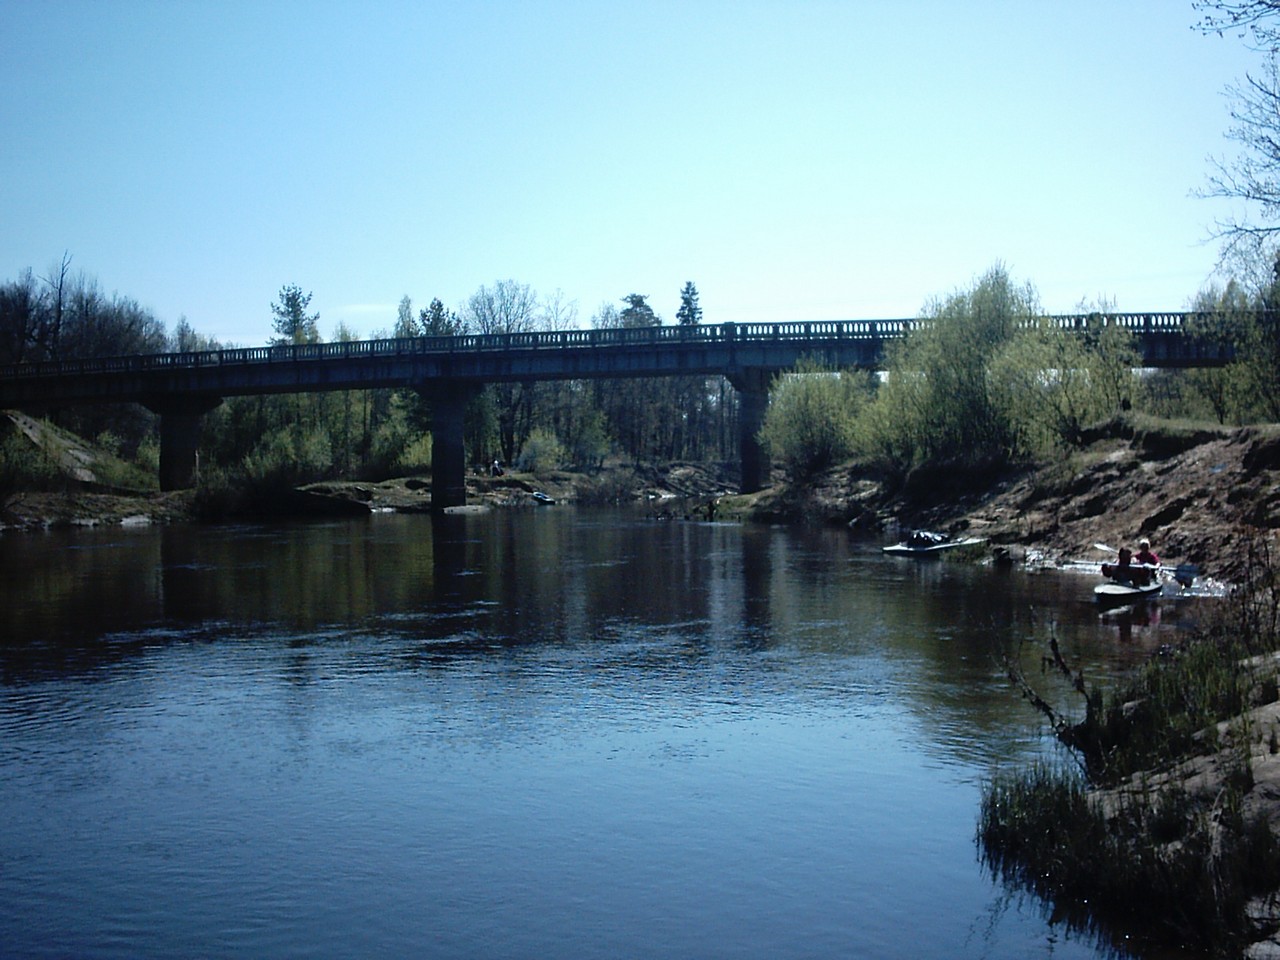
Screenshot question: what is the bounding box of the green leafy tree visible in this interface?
[990,315,1136,452]
[1173,260,1280,424]
[670,281,716,458]
[367,393,426,478]
[169,316,220,353]
[594,297,656,462]
[1178,281,1256,423]
[240,423,333,491]
[394,295,418,338]
[563,403,610,470]
[327,320,363,475]
[858,264,1041,482]
[1247,257,1280,420]
[1080,314,1140,416]
[759,360,873,479]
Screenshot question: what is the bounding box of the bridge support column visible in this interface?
[728,368,773,494]
[419,381,480,511]
[144,395,223,491]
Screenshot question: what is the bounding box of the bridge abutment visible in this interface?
[729,368,774,493]
[144,395,223,491]
[419,381,480,511]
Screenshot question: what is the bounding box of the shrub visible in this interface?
[242,425,333,490]
[0,427,63,501]
[364,394,430,479]
[515,428,564,473]
[978,758,1278,956]
[759,360,871,479]
[397,432,432,475]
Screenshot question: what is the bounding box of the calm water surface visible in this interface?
[0,508,1198,959]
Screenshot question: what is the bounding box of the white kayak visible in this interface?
[883,536,987,556]
[1094,579,1163,604]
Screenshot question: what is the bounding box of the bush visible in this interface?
[136,435,160,476]
[516,428,564,473]
[365,394,430,479]
[90,454,157,492]
[396,432,432,475]
[242,425,333,490]
[978,758,1278,956]
[0,427,63,501]
[759,360,871,479]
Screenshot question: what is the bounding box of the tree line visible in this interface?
[3,253,1278,501]
[757,260,1280,492]
[0,268,734,492]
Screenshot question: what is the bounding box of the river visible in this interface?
[0,506,1197,959]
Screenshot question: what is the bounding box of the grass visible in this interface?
[982,539,1280,956]
[978,756,1278,957]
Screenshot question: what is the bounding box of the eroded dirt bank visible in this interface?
[750,421,1280,585]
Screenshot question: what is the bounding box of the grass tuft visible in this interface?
[982,534,1280,955]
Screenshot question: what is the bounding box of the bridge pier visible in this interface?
[419,381,480,511]
[729,368,774,493]
[143,395,223,491]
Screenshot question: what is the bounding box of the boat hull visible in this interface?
[1094,580,1162,605]
[883,537,986,556]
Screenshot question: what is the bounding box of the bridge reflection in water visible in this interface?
[0,313,1237,502]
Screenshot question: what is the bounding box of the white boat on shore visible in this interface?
[883,533,987,556]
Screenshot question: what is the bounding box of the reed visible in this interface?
[982,538,1280,955]
[978,755,1279,955]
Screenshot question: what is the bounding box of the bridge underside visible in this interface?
[132,371,777,504]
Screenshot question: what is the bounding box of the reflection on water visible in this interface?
[0,508,1205,959]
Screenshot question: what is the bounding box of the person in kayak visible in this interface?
[1103,547,1137,584]
[1134,538,1160,569]
[1103,547,1155,586]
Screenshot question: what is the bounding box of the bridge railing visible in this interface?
[0,312,1216,381]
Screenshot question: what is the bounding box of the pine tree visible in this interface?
[620,293,658,327]
[270,284,320,345]
[676,281,702,325]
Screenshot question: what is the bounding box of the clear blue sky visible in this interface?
[0,1,1261,346]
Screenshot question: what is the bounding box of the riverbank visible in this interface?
[3,417,1277,587]
[0,459,741,530]
[742,416,1280,585]
[980,581,1280,958]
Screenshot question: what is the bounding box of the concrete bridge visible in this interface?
[0,313,1234,507]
